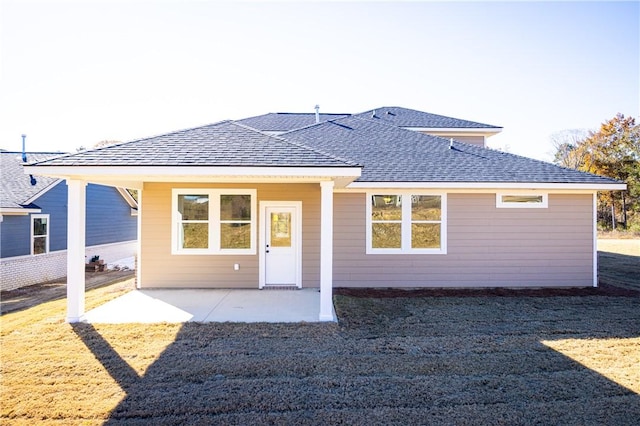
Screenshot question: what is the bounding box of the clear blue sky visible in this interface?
[1,1,638,161]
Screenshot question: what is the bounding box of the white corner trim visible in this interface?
[319,181,335,321]
[593,192,598,288]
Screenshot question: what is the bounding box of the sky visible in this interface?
[1,0,638,162]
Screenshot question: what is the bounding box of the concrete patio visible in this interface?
[81,288,334,323]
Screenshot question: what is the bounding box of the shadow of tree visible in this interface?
[599,250,640,291]
[72,293,640,424]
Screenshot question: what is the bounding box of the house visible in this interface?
[1,151,138,291]
[23,107,625,322]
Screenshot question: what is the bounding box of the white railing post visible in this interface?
[319,180,334,321]
[66,179,86,322]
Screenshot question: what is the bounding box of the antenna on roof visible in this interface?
[21,134,27,162]
[314,105,320,123]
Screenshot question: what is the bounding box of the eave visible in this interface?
[345,181,627,191]
[405,127,503,137]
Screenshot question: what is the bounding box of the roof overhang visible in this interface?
[0,207,42,215]
[405,127,503,137]
[23,165,362,189]
[346,181,627,191]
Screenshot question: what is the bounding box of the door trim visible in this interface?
[259,201,303,289]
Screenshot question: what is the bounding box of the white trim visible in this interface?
[348,181,627,190]
[171,188,257,255]
[116,187,139,209]
[30,213,50,255]
[366,191,447,255]
[593,192,598,288]
[496,192,548,209]
[404,127,502,135]
[136,189,143,290]
[258,201,303,289]
[22,179,64,205]
[0,208,41,215]
[319,181,335,321]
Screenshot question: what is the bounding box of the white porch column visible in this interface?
[66,179,87,323]
[319,180,334,321]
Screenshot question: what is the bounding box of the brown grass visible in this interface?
[1,243,639,424]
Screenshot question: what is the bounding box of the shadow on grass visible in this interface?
[71,294,640,424]
[598,250,640,291]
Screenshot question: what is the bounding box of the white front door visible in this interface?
[260,202,302,288]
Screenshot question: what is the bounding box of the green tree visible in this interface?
[557,114,640,230]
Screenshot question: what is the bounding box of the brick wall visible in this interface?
[1,240,137,291]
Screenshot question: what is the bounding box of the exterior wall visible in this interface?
[140,182,321,289]
[0,240,137,291]
[333,192,594,288]
[0,183,137,259]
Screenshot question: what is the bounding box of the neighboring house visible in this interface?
[1,151,138,291]
[24,107,625,322]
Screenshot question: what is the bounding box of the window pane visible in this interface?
[270,212,291,247]
[181,223,208,249]
[220,223,251,249]
[372,223,401,248]
[33,236,47,254]
[502,195,543,204]
[33,218,47,236]
[412,196,441,221]
[220,195,251,221]
[412,223,441,249]
[371,195,402,220]
[178,195,208,220]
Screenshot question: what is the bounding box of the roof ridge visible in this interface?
[231,120,360,167]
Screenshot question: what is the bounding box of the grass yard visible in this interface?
[1,242,639,424]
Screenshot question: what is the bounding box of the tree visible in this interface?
[556,114,640,230]
[550,129,589,169]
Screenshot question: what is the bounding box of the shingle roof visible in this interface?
[1,152,63,209]
[354,106,502,129]
[29,121,357,168]
[280,116,617,184]
[236,113,351,132]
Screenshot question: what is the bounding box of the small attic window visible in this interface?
[496,193,548,209]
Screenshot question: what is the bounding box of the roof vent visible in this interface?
[371,109,376,119]
[314,105,320,123]
[449,138,454,149]
[21,134,27,162]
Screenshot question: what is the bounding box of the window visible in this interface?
[496,193,548,208]
[367,193,446,254]
[31,214,49,255]
[172,189,256,254]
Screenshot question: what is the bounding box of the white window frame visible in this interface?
[366,192,447,255]
[172,189,257,255]
[31,214,50,255]
[496,192,548,209]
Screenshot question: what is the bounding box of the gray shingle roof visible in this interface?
[354,106,502,129]
[29,121,357,168]
[280,116,618,184]
[1,152,63,208]
[236,113,351,132]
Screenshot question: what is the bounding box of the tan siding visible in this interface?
[334,193,594,288]
[140,183,320,288]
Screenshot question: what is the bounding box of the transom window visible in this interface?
[496,193,548,208]
[31,214,50,255]
[367,193,447,254]
[172,189,256,255]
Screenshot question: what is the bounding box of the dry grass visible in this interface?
[1,244,639,424]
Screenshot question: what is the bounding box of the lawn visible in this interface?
[1,242,639,424]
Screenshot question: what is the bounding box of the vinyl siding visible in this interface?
[139,182,321,288]
[334,192,594,288]
[86,185,137,245]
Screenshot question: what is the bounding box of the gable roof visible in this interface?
[1,152,63,209]
[353,106,502,130]
[28,120,358,168]
[236,112,351,133]
[280,116,619,185]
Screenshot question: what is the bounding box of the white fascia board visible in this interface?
[23,165,361,179]
[346,181,627,191]
[22,179,63,205]
[116,187,139,208]
[405,127,503,135]
[0,207,42,215]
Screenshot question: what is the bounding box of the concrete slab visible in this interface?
[82,288,334,323]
